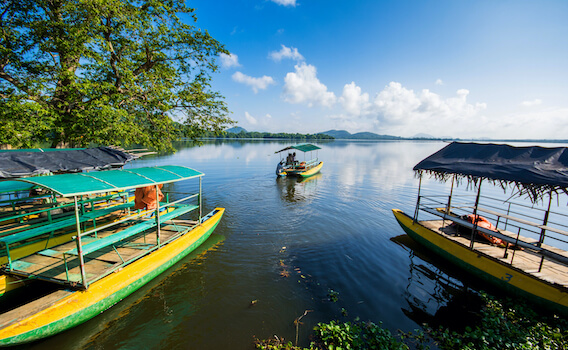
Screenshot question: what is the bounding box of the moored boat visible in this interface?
[275,143,323,178]
[392,142,568,315]
[0,165,224,345]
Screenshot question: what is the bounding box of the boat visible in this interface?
[275,143,323,177]
[0,147,148,297]
[0,165,224,345]
[392,142,568,315]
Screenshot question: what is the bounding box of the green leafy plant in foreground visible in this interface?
[426,292,567,350]
[255,293,568,350]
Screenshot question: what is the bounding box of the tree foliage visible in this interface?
[0,0,234,150]
[208,131,335,140]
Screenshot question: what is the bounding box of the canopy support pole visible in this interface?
[537,193,553,272]
[199,177,202,224]
[538,193,553,248]
[413,173,423,222]
[446,175,455,214]
[155,185,161,247]
[469,179,482,250]
[74,196,88,288]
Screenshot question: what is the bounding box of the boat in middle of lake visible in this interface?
[275,143,323,178]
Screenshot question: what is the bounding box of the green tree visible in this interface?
[0,0,233,150]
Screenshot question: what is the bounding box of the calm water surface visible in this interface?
[21,140,568,350]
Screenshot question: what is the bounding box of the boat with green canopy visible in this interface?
[0,165,224,346]
[275,143,323,178]
[392,142,568,315]
[0,146,150,296]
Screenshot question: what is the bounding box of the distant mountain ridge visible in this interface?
[321,130,402,140]
[226,126,247,133]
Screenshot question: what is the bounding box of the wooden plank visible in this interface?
[419,218,568,286]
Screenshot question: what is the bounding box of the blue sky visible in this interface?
[191,0,568,139]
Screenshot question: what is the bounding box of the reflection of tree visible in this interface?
[391,235,482,332]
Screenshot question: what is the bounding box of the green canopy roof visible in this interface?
[275,143,321,153]
[0,166,203,197]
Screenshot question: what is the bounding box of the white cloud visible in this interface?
[282,62,336,107]
[500,107,568,139]
[269,45,304,62]
[220,53,240,68]
[373,82,422,124]
[369,83,488,137]
[232,72,276,93]
[245,112,258,125]
[435,79,444,85]
[270,0,297,7]
[339,82,371,116]
[327,81,489,137]
[521,99,543,107]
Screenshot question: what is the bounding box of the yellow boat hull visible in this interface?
[392,209,568,314]
[299,161,323,177]
[0,208,224,346]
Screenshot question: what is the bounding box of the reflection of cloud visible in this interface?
[330,142,448,194]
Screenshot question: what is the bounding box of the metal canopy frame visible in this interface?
[275,143,321,153]
[0,166,204,198]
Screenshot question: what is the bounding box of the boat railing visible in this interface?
[416,193,568,268]
[304,158,319,166]
[62,188,201,289]
[0,191,132,227]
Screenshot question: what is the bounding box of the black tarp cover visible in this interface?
[0,147,136,178]
[414,142,568,198]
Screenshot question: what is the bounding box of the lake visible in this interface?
[23,139,568,349]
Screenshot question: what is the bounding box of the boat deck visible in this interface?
[421,219,568,287]
[4,218,196,287]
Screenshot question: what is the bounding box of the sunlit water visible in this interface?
[20,140,568,350]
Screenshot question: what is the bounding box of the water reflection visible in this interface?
[275,174,322,203]
[392,234,483,332]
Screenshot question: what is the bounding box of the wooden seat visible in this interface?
[65,204,198,256]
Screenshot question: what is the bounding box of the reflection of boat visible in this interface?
[392,142,568,315]
[0,166,224,345]
[275,143,323,178]
[391,235,483,331]
[276,173,321,202]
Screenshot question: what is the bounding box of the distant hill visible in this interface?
[321,130,402,140]
[226,126,247,133]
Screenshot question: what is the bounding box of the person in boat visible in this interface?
[286,153,293,165]
[276,160,285,175]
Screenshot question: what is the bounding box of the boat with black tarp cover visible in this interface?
[393,142,568,315]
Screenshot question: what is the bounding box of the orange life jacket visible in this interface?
[134,184,164,210]
[464,214,508,247]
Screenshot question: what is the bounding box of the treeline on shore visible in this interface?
[201,131,335,140]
